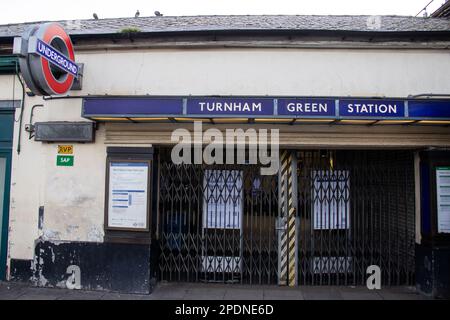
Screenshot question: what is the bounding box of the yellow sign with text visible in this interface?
[58,145,73,155]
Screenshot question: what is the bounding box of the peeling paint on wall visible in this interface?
[31,249,49,287]
[87,225,104,242]
[65,225,79,235]
[14,240,154,294]
[41,229,61,241]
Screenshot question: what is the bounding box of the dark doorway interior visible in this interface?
[297,150,415,286]
[156,148,416,286]
[157,148,278,284]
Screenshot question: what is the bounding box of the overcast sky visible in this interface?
[0,0,447,24]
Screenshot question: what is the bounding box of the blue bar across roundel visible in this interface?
[36,39,79,77]
[83,98,183,116]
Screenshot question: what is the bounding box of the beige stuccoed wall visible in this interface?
[77,48,450,96]
[0,75,37,264]
[2,46,450,263]
[40,100,106,245]
[0,75,22,100]
[2,89,108,262]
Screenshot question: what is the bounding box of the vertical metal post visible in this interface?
[414,151,421,245]
[277,150,298,286]
[288,153,298,286]
[277,150,289,285]
[277,215,287,285]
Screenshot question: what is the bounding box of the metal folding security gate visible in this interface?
[157,148,415,286]
[157,149,278,284]
[297,150,415,286]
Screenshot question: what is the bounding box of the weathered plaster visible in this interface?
[2,46,450,266]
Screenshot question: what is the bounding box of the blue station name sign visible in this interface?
[82,97,450,121]
[339,99,405,118]
[187,98,273,116]
[278,98,336,117]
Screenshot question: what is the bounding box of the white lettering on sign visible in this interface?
[199,102,262,113]
[36,39,78,76]
[346,103,397,114]
[286,102,328,113]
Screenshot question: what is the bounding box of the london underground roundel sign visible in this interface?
[13,23,79,96]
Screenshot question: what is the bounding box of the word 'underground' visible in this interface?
[36,39,78,76]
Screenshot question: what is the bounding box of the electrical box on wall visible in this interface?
[71,63,84,90]
[34,121,95,142]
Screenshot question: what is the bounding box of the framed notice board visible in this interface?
[106,160,151,231]
[436,167,450,234]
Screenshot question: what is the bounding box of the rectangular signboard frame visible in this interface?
[436,167,450,234]
[81,96,450,121]
[338,99,406,118]
[56,155,74,167]
[187,97,274,117]
[105,159,152,232]
[58,145,73,155]
[278,98,336,117]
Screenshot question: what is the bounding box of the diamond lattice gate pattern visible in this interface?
[157,149,279,284]
[157,149,416,286]
[297,150,415,286]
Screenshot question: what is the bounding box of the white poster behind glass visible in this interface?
[202,170,243,229]
[108,162,149,229]
[312,170,350,230]
[436,167,450,234]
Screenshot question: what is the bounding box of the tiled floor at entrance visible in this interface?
[0,281,428,300]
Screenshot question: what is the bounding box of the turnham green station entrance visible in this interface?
[157,148,416,286]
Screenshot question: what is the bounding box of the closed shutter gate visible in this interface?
[297,150,415,286]
[157,149,278,284]
[104,122,450,149]
[104,123,422,286]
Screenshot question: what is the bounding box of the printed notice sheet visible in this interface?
[312,170,350,230]
[436,167,450,233]
[203,170,243,229]
[108,162,149,229]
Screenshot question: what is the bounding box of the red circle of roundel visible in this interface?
[41,24,75,95]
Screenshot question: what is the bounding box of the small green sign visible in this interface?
[57,155,74,167]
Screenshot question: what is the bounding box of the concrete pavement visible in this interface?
[0,281,429,300]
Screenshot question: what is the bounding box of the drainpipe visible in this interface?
[15,64,25,155]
